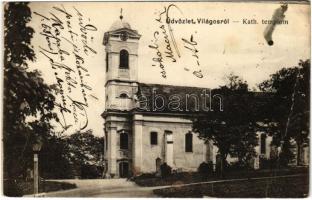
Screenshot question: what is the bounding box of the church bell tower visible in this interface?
[103,10,141,178]
[103,10,141,111]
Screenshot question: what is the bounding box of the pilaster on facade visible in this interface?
[132,114,143,175]
[107,127,118,176]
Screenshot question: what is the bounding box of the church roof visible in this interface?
[135,83,212,113]
[102,82,273,120]
[134,83,273,114]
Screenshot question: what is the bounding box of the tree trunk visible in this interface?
[220,154,226,178]
[220,157,223,178]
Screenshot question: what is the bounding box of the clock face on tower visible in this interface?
[120,32,128,41]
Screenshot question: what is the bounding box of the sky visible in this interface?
[28,2,310,136]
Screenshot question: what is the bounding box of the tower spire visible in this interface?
[120,8,123,20]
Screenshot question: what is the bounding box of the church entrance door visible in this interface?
[119,162,129,178]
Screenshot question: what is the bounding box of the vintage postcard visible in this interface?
[2,0,310,198]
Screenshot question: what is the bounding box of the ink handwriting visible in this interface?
[34,4,97,133]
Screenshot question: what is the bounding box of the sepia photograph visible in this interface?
[2,0,310,198]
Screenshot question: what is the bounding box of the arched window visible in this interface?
[119,49,129,69]
[119,93,130,99]
[150,132,158,145]
[106,53,109,72]
[260,134,266,154]
[120,132,128,150]
[105,132,108,150]
[185,132,193,152]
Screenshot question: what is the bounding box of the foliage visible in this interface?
[259,157,278,169]
[64,130,105,178]
[65,130,104,166]
[3,3,105,181]
[37,130,104,179]
[39,136,74,179]
[259,60,310,165]
[3,180,23,197]
[225,161,251,171]
[229,130,258,167]
[220,73,249,92]
[193,73,259,175]
[198,161,213,176]
[3,3,105,183]
[3,2,57,179]
[3,179,77,196]
[160,162,172,178]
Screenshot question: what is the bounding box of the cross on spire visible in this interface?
[120,8,123,20]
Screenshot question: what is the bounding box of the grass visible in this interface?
[3,179,77,197]
[153,175,309,197]
[133,166,308,187]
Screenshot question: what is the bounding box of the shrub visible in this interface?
[225,161,250,172]
[3,180,23,197]
[81,164,102,179]
[160,162,172,178]
[136,173,156,179]
[198,161,213,176]
[259,157,278,169]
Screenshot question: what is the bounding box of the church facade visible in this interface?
[102,16,306,178]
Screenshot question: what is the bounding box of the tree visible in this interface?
[193,74,259,176]
[39,135,73,179]
[259,60,310,166]
[3,2,57,179]
[64,130,105,178]
[36,130,104,179]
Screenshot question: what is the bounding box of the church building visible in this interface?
[102,14,307,178]
[102,14,217,178]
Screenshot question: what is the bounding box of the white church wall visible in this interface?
[104,115,132,177]
[141,124,165,173]
[138,115,207,173]
[105,82,138,111]
[108,39,139,81]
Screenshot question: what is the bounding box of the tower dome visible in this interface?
[103,9,141,45]
[109,9,131,31]
[109,20,131,31]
